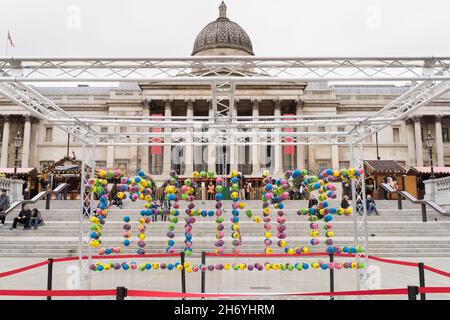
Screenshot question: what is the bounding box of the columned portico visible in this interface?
[1,115,10,168]
[207,101,216,173]
[413,116,424,167]
[406,118,416,167]
[21,115,32,168]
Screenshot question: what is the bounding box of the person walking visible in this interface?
[308,194,318,209]
[340,195,350,209]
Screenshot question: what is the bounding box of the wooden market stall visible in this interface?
[407,167,450,200]
[0,167,38,200]
[364,160,417,200]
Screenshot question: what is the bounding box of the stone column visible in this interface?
[435,114,445,167]
[162,100,173,175]
[251,99,260,175]
[331,127,339,170]
[273,100,283,176]
[229,100,238,173]
[413,116,424,167]
[1,116,10,168]
[139,100,150,173]
[21,115,32,168]
[406,118,416,166]
[295,100,305,169]
[184,99,194,175]
[207,101,216,173]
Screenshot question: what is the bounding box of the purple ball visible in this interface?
[278,232,286,239]
[123,224,131,230]
[344,262,351,269]
[232,240,240,246]
[216,202,222,209]
[188,203,195,209]
[248,265,254,271]
[278,211,284,217]
[257,265,264,271]
[326,239,333,245]
[217,224,224,231]
[208,265,215,271]
[167,231,174,238]
[114,263,121,270]
[138,240,146,248]
[215,264,223,270]
[160,263,166,269]
[216,240,224,247]
[296,248,303,254]
[262,202,269,208]
[277,225,286,232]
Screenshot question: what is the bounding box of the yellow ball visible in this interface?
[302,247,309,254]
[138,234,146,240]
[326,230,334,238]
[265,247,273,255]
[310,230,319,237]
[139,218,146,224]
[263,207,270,215]
[98,170,105,178]
[264,232,272,239]
[265,264,271,270]
[279,240,287,247]
[274,203,279,209]
[144,202,150,209]
[145,195,152,202]
[186,267,192,273]
[117,192,124,199]
[232,224,240,231]
[104,264,111,270]
[90,217,98,223]
[253,216,261,224]
[139,194,144,200]
[333,170,340,177]
[176,265,183,271]
[224,264,231,270]
[346,208,353,215]
[192,171,199,178]
[231,192,239,199]
[312,262,319,269]
[89,240,99,248]
[231,170,238,177]
[183,262,190,268]
[262,170,270,177]
[287,248,295,255]
[351,262,358,269]
[130,179,136,185]
[239,203,245,209]
[239,264,246,270]
[232,232,240,239]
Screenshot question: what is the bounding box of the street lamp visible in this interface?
[424,131,435,179]
[12,131,23,180]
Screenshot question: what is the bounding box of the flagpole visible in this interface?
[5,31,8,56]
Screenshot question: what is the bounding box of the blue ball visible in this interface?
[350,247,357,254]
[122,263,129,270]
[232,217,239,223]
[168,194,176,201]
[201,210,208,217]
[138,170,145,177]
[292,170,301,178]
[302,263,309,270]
[97,265,104,271]
[322,201,329,208]
[215,194,223,201]
[185,234,193,241]
[324,214,333,222]
[167,264,174,270]
[343,246,349,253]
[123,240,130,247]
[168,240,175,247]
[123,216,130,223]
[208,210,214,217]
[135,177,141,183]
[90,232,98,239]
[232,210,239,216]
[231,177,239,184]
[321,263,328,270]
[330,208,337,214]
[105,248,112,255]
[278,203,284,209]
[327,246,334,253]
[140,210,147,216]
[308,208,315,214]
[145,263,151,270]
[265,184,273,191]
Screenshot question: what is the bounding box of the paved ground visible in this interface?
[0,256,449,300]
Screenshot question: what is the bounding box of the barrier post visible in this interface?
[180,251,186,300]
[407,286,418,300]
[201,251,206,299]
[421,203,427,223]
[116,286,127,300]
[329,253,335,300]
[64,186,68,200]
[397,195,402,210]
[45,192,51,210]
[418,262,426,300]
[47,258,53,301]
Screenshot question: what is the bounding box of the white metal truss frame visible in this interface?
[1,56,450,293]
[1,56,450,82]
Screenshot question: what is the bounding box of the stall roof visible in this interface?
[409,167,450,175]
[43,156,88,174]
[364,160,407,175]
[0,168,37,176]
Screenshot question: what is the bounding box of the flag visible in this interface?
[282,114,295,155]
[150,114,163,155]
[7,31,15,47]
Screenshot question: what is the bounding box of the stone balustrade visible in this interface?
[0,177,24,202]
[424,176,450,208]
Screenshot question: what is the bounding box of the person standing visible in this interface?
[207,181,215,200]
[340,195,350,209]
[0,189,10,225]
[308,193,318,209]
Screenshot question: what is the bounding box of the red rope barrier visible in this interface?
[419,287,450,294]
[423,265,450,278]
[366,255,418,268]
[0,260,49,278]
[0,289,116,297]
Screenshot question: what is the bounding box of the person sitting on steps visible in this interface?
[30,208,44,229]
[366,194,380,216]
[0,189,10,226]
[11,203,32,230]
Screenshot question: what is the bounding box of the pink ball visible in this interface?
[334,263,342,270]
[217,231,225,238]
[215,210,222,216]
[216,177,223,184]
[264,217,271,223]
[265,193,273,199]
[181,186,188,193]
[216,247,224,254]
[264,239,272,246]
[131,263,137,270]
[280,179,287,185]
[276,217,285,224]
[283,192,290,199]
[123,231,130,238]
[310,223,318,229]
[264,224,271,230]
[185,225,192,232]
[87,178,95,185]
[167,247,174,254]
[192,266,199,272]
[232,203,239,209]
[114,169,121,177]
[144,217,151,224]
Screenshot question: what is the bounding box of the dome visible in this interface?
[192,2,254,56]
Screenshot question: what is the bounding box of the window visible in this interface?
[96,161,107,169]
[443,127,449,143]
[318,126,326,132]
[393,127,400,143]
[365,135,373,144]
[45,127,53,142]
[40,161,54,171]
[101,127,108,133]
[337,127,345,132]
[115,160,129,170]
[318,161,331,172]
[120,127,127,133]
[339,161,350,170]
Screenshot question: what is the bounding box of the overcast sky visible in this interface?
[1,0,449,57]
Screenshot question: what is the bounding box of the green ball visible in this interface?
[200,171,207,178]
[139,264,146,271]
[287,264,295,271]
[216,216,224,223]
[358,263,365,269]
[296,264,303,270]
[185,250,192,257]
[168,223,175,231]
[246,210,253,218]
[208,171,215,178]
[233,265,240,271]
[184,179,191,186]
[181,193,188,200]
[216,185,223,193]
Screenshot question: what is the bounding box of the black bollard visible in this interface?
[116,286,127,300]
[47,258,54,301]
